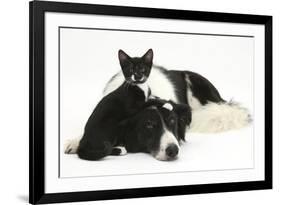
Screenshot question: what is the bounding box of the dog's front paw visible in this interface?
[64,138,80,154]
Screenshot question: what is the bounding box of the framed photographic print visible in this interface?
[29,0,272,204]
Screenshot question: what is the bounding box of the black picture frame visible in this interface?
[29,0,272,204]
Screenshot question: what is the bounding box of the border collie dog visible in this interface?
[104,49,251,133]
[66,100,190,161]
[73,49,191,161]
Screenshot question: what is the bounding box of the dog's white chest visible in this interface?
[147,68,178,103]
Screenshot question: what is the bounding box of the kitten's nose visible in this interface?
[165,144,179,158]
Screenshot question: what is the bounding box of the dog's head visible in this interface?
[118,49,153,84]
[142,98,192,142]
[125,102,188,161]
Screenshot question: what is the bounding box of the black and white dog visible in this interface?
[104,50,251,133]
[67,49,191,161]
[66,100,190,161]
[65,48,250,160]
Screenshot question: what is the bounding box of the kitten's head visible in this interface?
[118,49,153,84]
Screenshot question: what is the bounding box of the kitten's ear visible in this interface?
[142,49,153,65]
[118,50,130,66]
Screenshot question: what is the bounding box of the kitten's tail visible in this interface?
[189,100,252,133]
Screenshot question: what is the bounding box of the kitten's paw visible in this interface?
[112,146,127,156]
[64,138,80,154]
[118,146,127,155]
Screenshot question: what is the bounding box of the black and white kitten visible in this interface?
[118,49,153,85]
[77,49,154,160]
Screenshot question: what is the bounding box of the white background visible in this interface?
[0,0,279,204]
[51,15,259,191]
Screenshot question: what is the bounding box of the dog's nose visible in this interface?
[165,144,179,158]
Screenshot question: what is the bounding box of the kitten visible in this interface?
[77,49,154,160]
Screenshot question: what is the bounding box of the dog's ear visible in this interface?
[118,49,131,67]
[172,103,192,142]
[142,49,153,65]
[177,104,192,126]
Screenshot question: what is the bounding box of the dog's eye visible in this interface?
[169,118,175,125]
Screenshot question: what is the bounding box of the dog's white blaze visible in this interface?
[114,146,127,155]
[189,102,251,133]
[162,103,173,111]
[103,66,178,103]
[155,127,180,161]
[64,136,81,154]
